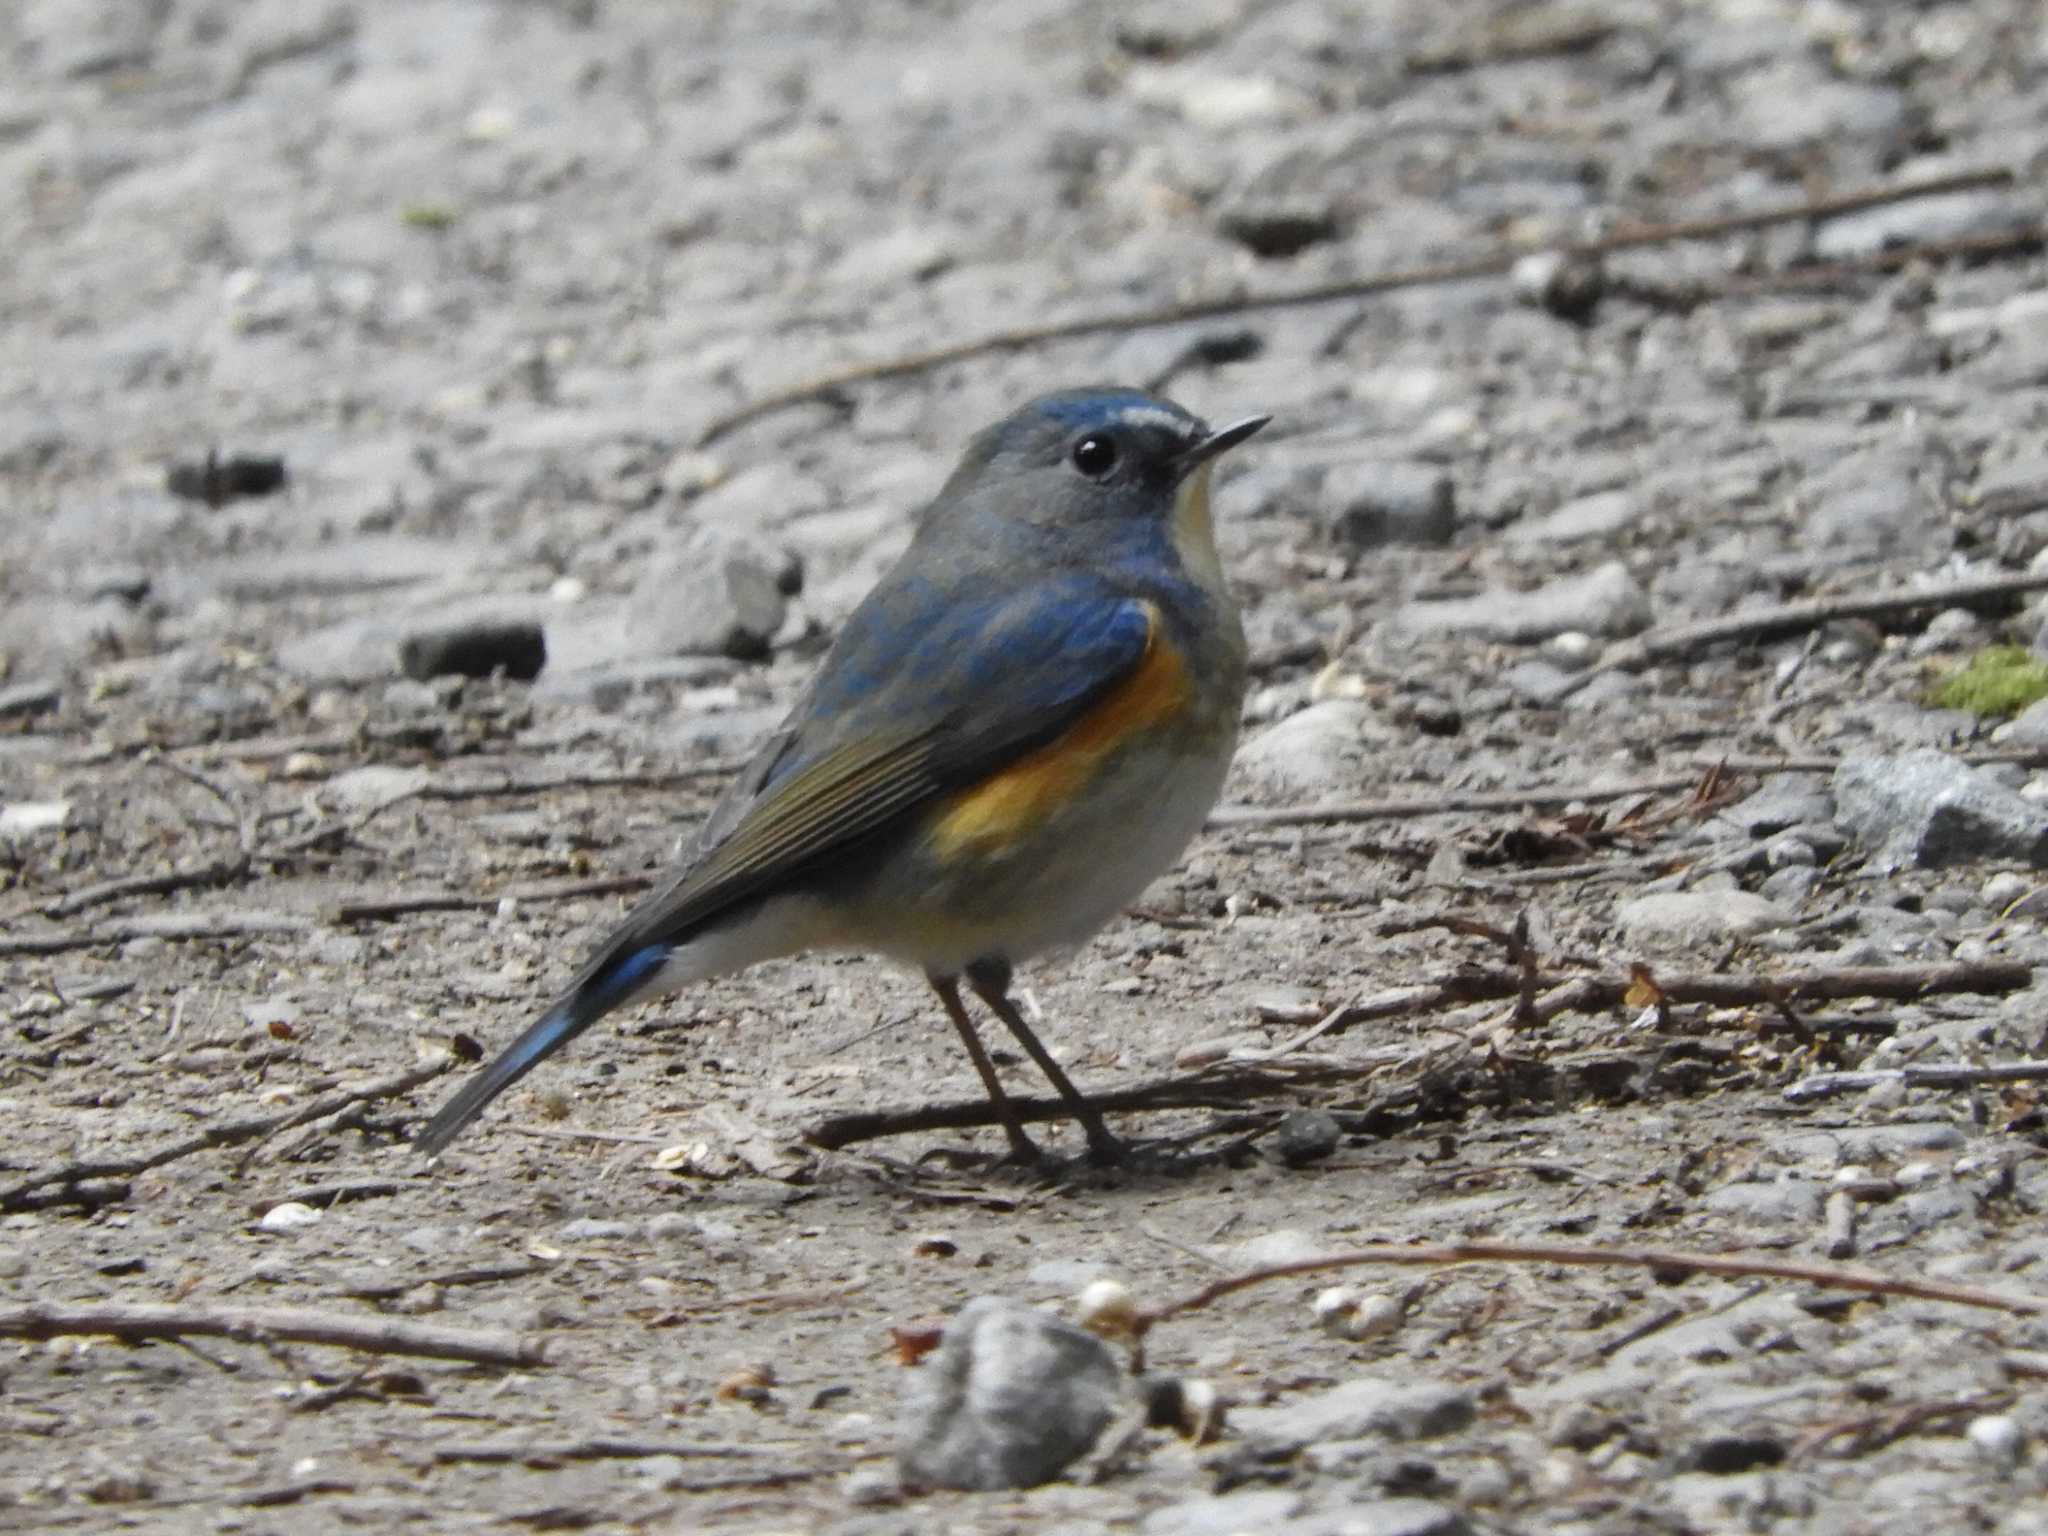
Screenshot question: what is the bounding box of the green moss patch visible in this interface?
[1927,645,2048,718]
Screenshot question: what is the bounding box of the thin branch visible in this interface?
[801,961,2029,1149]
[1786,1060,2048,1103]
[696,166,2014,444]
[1698,750,2048,775]
[1563,571,2048,692]
[1131,1239,2048,1347]
[335,1261,553,1303]
[805,1067,1296,1150]
[331,873,654,924]
[418,764,741,801]
[40,852,254,920]
[0,910,311,959]
[0,1059,451,1212]
[431,1438,773,1465]
[1209,775,1701,829]
[0,1300,547,1367]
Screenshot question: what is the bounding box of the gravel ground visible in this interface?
[6,2,2048,1532]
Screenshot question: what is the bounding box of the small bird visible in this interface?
[416,387,1267,1165]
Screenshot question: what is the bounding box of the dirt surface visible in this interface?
[6,2,2048,1532]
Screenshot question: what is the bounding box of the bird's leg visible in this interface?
[929,972,1041,1164]
[965,958,1125,1165]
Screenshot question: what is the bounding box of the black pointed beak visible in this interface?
[1177,414,1271,476]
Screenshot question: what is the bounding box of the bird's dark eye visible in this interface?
[1070,434,1118,478]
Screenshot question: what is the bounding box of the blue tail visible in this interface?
[415,945,669,1156]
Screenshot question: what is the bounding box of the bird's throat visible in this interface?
[1170,461,1227,590]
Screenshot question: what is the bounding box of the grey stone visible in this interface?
[558,1218,636,1241]
[1608,1291,1819,1368]
[829,226,956,290]
[1758,866,1823,905]
[1718,774,1834,838]
[1321,462,1456,549]
[1141,1491,1304,1536]
[1973,455,2048,519]
[1799,447,1948,561]
[1834,749,2048,869]
[1502,658,1578,705]
[896,1296,1123,1491]
[1393,561,1648,642]
[0,679,60,719]
[1234,701,1383,797]
[1703,1177,1825,1226]
[1909,606,1984,656]
[1024,1258,1113,1290]
[1979,326,2048,391]
[1272,1109,1341,1167]
[1731,61,1911,155]
[685,462,830,533]
[274,617,382,684]
[1507,488,1641,545]
[1233,1377,1475,1452]
[321,765,432,814]
[630,529,793,661]
[2001,697,2048,748]
[1615,890,1789,944]
[1814,185,2032,260]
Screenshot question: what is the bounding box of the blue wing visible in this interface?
[415,578,1153,1154]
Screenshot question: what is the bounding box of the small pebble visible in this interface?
[1075,1278,1138,1339]
[1984,871,2043,913]
[1311,1285,1403,1342]
[1272,1108,1342,1166]
[258,1202,322,1232]
[843,1467,903,1507]
[1543,630,1599,664]
[1966,1413,2025,1467]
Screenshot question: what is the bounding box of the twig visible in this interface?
[431,1438,772,1464]
[805,1067,1301,1150]
[31,808,363,923]
[1785,1060,2048,1103]
[418,764,740,801]
[0,1059,451,1211]
[0,910,310,959]
[1129,1238,2048,1350]
[1564,572,2048,693]
[695,166,2013,444]
[336,1261,553,1302]
[0,1300,547,1367]
[40,853,254,920]
[1616,225,2046,313]
[1236,995,1364,1062]
[1795,1392,2012,1460]
[1701,750,2048,774]
[1209,775,1701,829]
[802,961,2029,1148]
[331,873,654,924]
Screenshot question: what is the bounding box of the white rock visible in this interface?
[1967,1413,2025,1467]
[258,1202,323,1232]
[0,801,72,840]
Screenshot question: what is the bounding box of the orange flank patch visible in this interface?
[928,606,1189,859]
